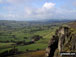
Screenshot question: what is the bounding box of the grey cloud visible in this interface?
[0,1,76,20]
[24,2,76,20]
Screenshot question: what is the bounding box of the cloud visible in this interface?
[0,1,76,21]
[24,2,56,19]
[24,2,76,20]
[0,0,2,3]
[0,0,27,5]
[0,2,56,20]
[0,0,4,3]
[72,0,76,7]
[6,0,25,4]
[43,2,55,9]
[5,0,42,5]
[0,13,24,20]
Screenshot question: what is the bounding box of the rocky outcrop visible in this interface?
[46,26,76,57]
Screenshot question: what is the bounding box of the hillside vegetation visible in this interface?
[46,21,76,57]
[0,20,64,57]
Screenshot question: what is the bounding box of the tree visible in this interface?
[12,35,16,39]
[24,37,28,39]
[31,35,43,41]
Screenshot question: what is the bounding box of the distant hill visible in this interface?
[0,19,74,26]
[68,21,76,28]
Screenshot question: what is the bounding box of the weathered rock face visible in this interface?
[46,26,76,57]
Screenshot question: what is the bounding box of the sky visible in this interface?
[0,0,76,21]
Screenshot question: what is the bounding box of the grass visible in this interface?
[0,25,58,55]
[16,43,48,52]
[0,48,12,53]
[9,50,46,57]
[14,27,57,52]
[0,27,57,53]
[0,43,14,47]
[0,43,15,53]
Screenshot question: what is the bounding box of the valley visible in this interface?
[0,20,63,57]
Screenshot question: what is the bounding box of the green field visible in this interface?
[0,28,57,52]
[0,20,61,56]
